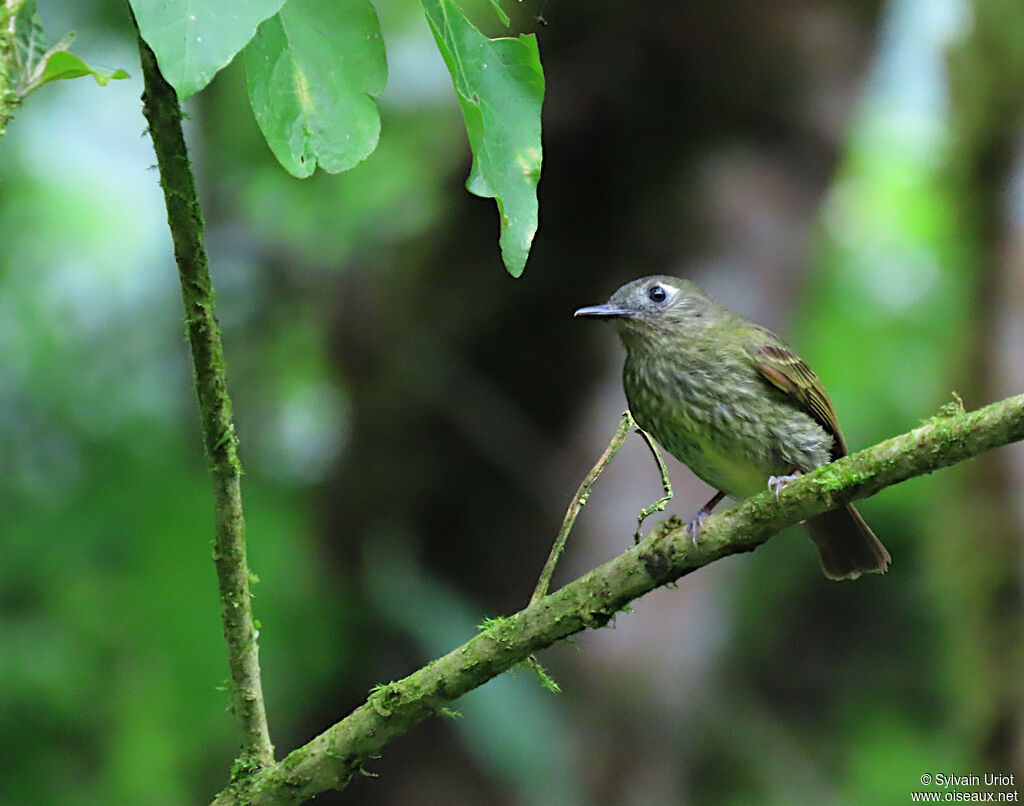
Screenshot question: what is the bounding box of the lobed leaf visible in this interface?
[244,0,387,178]
[130,0,286,100]
[422,0,544,277]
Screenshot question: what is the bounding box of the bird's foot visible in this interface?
[767,471,803,500]
[688,508,712,548]
[686,490,727,548]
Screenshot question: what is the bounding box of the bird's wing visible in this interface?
[749,335,848,458]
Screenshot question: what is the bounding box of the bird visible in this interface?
[575,275,890,581]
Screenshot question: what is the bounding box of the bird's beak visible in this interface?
[574,303,632,319]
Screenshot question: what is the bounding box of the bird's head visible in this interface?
[574,275,715,349]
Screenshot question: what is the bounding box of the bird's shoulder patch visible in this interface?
[752,340,848,457]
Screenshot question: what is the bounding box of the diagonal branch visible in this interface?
[213,393,1024,805]
[530,410,634,605]
[132,16,273,768]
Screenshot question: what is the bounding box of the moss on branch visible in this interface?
[0,0,26,136]
[213,393,1024,805]
[133,19,273,768]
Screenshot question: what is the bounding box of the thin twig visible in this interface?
[530,411,634,605]
[522,411,635,691]
[633,426,673,542]
[132,16,273,768]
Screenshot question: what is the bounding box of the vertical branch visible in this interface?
[0,0,26,136]
[633,426,673,541]
[132,19,273,766]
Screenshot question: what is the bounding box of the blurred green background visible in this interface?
[1,0,1022,804]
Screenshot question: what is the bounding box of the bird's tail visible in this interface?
[804,505,890,581]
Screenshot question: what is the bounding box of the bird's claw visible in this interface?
[767,471,802,500]
[687,491,726,548]
[688,508,711,548]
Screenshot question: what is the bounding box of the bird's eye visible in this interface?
[648,285,668,303]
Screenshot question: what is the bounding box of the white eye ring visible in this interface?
[648,283,676,303]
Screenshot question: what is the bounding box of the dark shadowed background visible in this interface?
[1,0,1022,804]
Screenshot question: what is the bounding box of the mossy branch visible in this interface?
[530,410,634,605]
[212,392,1024,805]
[0,0,26,136]
[133,18,273,767]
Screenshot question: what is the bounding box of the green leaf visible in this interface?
[13,0,47,73]
[130,0,287,100]
[37,51,129,87]
[422,0,544,277]
[487,0,510,27]
[12,7,130,98]
[245,0,387,178]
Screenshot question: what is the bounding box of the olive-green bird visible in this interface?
[575,275,890,581]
